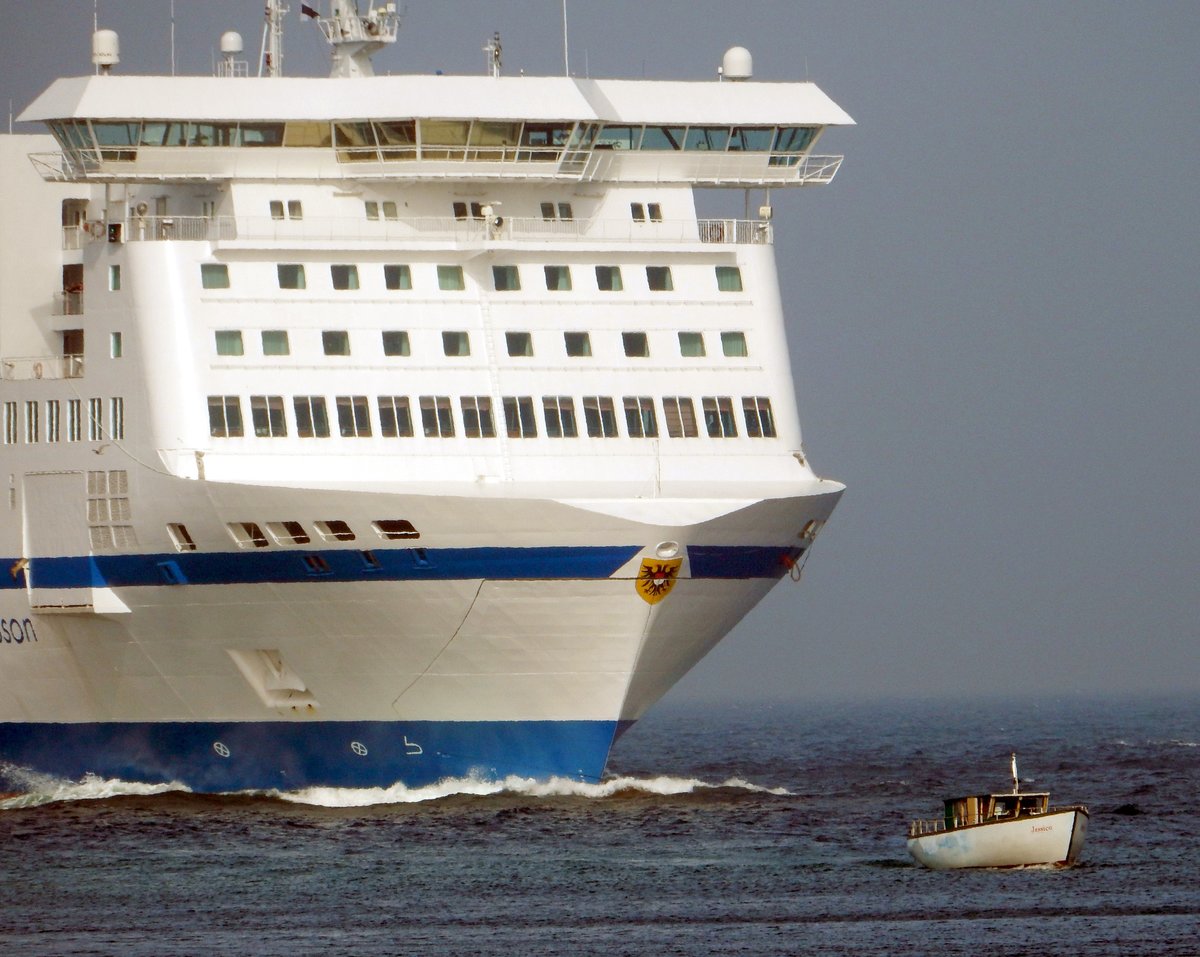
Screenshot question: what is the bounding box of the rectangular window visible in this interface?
[215,330,244,356]
[646,266,673,291]
[631,202,646,222]
[330,264,359,290]
[67,399,82,442]
[378,396,413,437]
[201,263,230,289]
[382,330,410,356]
[437,265,465,290]
[88,398,103,441]
[460,396,496,438]
[623,396,658,438]
[46,400,61,443]
[270,200,285,220]
[261,330,290,355]
[24,401,39,443]
[702,396,738,437]
[419,395,455,437]
[373,519,420,541]
[442,331,470,357]
[492,265,521,291]
[365,200,379,220]
[384,264,412,290]
[721,331,749,357]
[3,402,17,444]
[381,201,398,220]
[622,332,649,358]
[250,395,287,437]
[293,396,330,438]
[110,332,123,358]
[228,521,270,548]
[540,202,555,221]
[595,265,623,291]
[647,202,663,223]
[542,396,578,438]
[109,397,124,440]
[743,396,777,438]
[336,395,372,437]
[314,520,356,542]
[208,396,243,437]
[558,202,574,221]
[716,265,744,292]
[663,397,699,438]
[322,330,350,356]
[277,263,306,289]
[267,521,311,546]
[544,265,572,291]
[287,200,303,220]
[108,264,121,291]
[505,331,533,357]
[564,331,591,357]
[678,332,706,357]
[167,523,197,552]
[502,396,537,438]
[583,396,618,438]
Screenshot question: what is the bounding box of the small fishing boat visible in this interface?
[906,754,1088,869]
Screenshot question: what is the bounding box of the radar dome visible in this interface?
[92,29,120,68]
[722,46,752,81]
[220,31,244,56]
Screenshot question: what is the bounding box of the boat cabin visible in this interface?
[943,791,1050,830]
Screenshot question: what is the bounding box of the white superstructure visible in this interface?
[0,3,852,791]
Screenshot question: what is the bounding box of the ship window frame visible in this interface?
[583,396,619,438]
[542,396,578,438]
[544,265,573,291]
[277,263,306,290]
[266,521,312,546]
[378,395,414,437]
[227,521,270,549]
[721,331,749,357]
[622,332,650,358]
[742,396,777,438]
[214,329,244,357]
[702,396,738,438]
[595,265,623,291]
[623,396,658,438]
[716,265,744,292]
[373,519,421,541]
[505,331,534,357]
[419,395,455,438]
[314,520,356,543]
[261,330,290,356]
[437,264,466,291]
[201,263,230,289]
[250,394,288,438]
[492,264,521,291]
[336,395,373,438]
[322,330,351,356]
[442,331,471,357]
[645,266,673,291]
[166,522,197,552]
[502,396,538,438]
[381,330,411,357]
[384,264,412,290]
[564,331,591,357]
[330,264,360,291]
[460,396,496,439]
[293,395,330,438]
[207,395,243,437]
[678,332,706,357]
[662,396,699,438]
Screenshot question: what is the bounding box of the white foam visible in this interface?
[0,767,189,809]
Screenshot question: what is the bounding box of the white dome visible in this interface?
[220,31,245,56]
[92,29,120,67]
[722,46,752,80]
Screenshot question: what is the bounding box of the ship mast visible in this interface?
[261,0,288,77]
[305,0,400,78]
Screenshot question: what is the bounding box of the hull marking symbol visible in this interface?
[213,742,231,758]
[635,557,683,605]
[350,741,368,756]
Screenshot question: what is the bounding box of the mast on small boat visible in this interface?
[1010,752,1019,795]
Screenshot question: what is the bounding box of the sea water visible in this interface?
[1,693,1195,956]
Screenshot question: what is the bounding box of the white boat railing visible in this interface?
[84,214,772,247]
[908,804,1088,838]
[0,354,84,381]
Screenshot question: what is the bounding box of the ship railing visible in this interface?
[908,805,1085,838]
[0,354,84,381]
[56,290,84,316]
[111,214,773,246]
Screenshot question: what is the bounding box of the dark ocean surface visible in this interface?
[1,693,1195,956]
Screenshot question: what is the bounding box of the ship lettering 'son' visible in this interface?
[0,617,37,644]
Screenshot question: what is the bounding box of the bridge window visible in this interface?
[640,126,685,151]
[684,127,730,151]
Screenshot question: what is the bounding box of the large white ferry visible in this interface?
[0,1,852,791]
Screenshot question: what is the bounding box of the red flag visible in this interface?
[301,3,319,18]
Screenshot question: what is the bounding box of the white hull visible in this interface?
[907,808,1089,869]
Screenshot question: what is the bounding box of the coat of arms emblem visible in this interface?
[635,557,683,604]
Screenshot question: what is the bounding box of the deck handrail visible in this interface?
[0,354,84,381]
[908,804,1089,838]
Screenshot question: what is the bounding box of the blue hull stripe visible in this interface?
[0,544,803,591]
[0,719,627,792]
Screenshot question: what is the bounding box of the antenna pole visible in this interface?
[562,0,569,76]
[171,0,176,76]
[1011,752,1019,795]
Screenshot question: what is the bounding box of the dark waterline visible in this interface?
[1,693,1196,956]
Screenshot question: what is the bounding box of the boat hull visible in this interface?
[907,808,1089,869]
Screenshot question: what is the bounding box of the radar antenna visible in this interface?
[303,0,401,78]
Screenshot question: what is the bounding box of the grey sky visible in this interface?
[3,1,1196,703]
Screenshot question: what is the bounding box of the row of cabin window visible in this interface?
[207,393,776,441]
[201,262,742,293]
[214,328,749,360]
[167,518,420,553]
[2,397,123,444]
